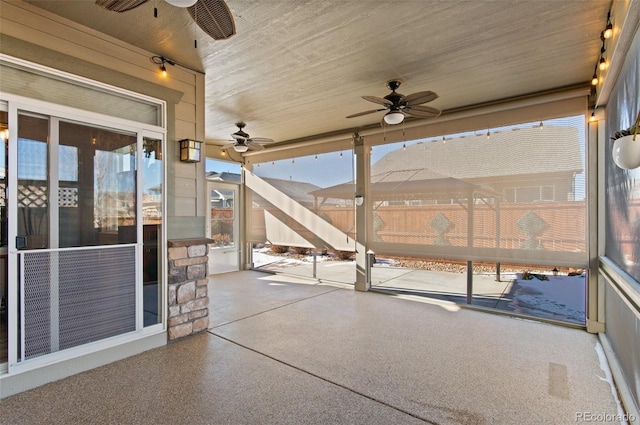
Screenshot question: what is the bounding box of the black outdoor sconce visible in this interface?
[179,139,202,163]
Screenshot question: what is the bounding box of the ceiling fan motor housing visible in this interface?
[386,80,402,91]
[385,81,404,107]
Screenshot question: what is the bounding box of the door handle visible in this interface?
[16,236,27,249]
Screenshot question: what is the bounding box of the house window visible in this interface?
[504,185,555,203]
[504,188,515,203]
[540,185,555,201]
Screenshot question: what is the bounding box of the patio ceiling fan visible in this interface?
[346,80,441,125]
[95,0,236,40]
[222,122,275,153]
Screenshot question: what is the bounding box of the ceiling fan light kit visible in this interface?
[347,80,441,125]
[165,0,197,7]
[233,144,249,153]
[384,111,405,125]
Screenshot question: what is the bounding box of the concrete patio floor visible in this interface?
[0,270,614,424]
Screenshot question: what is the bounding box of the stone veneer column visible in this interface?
[167,238,214,341]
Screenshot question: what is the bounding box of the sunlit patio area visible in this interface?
[254,249,586,326]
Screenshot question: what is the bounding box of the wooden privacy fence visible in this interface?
[250,201,590,253]
[370,202,587,252]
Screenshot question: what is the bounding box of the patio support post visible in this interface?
[587,114,604,333]
[496,197,501,282]
[354,133,370,291]
[313,247,317,279]
[466,193,474,304]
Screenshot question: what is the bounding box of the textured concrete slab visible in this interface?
[1,271,619,425]
[208,270,346,327]
[211,276,619,425]
[0,334,427,425]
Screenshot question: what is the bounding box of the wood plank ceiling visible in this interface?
[23,0,611,147]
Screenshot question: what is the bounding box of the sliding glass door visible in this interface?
[4,105,164,368]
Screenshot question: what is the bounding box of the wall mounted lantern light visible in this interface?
[179,139,202,163]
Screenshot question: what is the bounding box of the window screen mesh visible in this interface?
[367,117,587,266]
[249,152,355,252]
[601,27,640,283]
[22,246,136,360]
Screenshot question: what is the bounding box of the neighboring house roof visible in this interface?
[260,177,322,204]
[372,126,583,179]
[207,171,331,205]
[311,126,582,202]
[206,171,242,182]
[310,177,497,201]
[248,176,330,205]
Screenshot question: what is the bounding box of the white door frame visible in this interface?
[206,181,240,274]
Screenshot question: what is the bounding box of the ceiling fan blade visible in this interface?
[221,142,236,150]
[403,105,441,118]
[95,0,149,12]
[188,0,236,40]
[248,142,265,151]
[248,137,274,144]
[346,109,386,119]
[402,91,439,106]
[362,96,393,106]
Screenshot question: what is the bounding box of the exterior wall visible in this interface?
[0,0,207,239]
